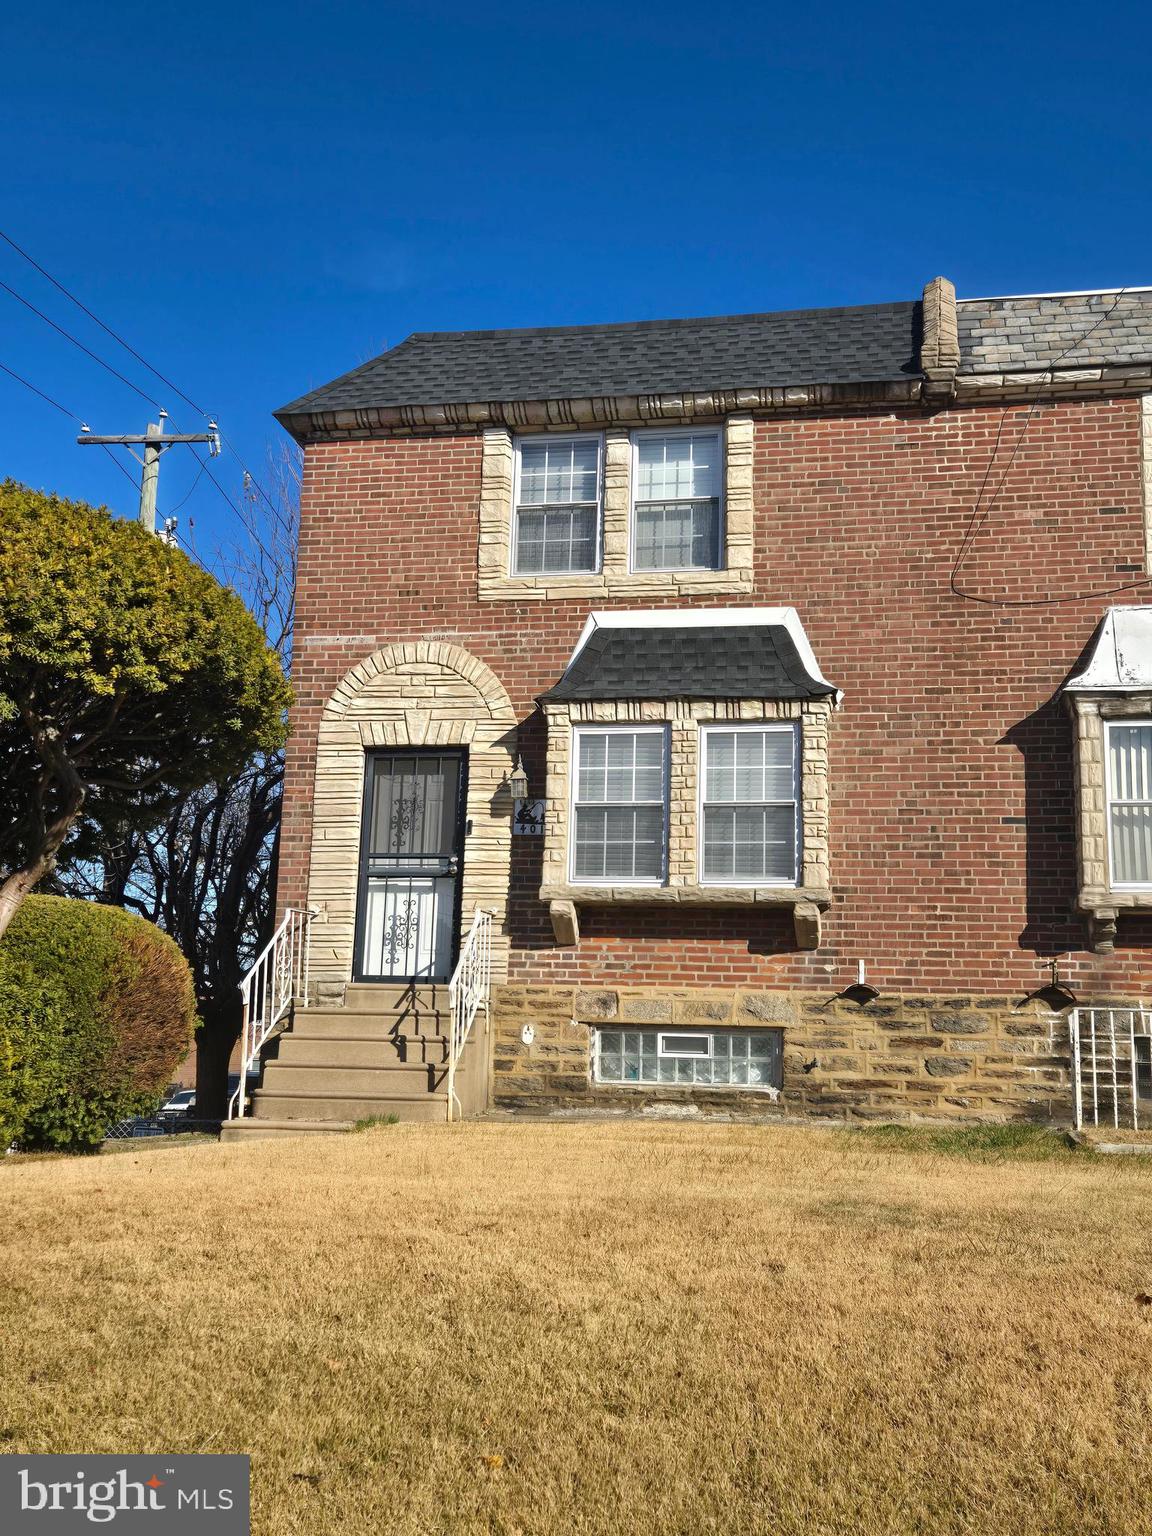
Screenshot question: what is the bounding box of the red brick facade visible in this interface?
[280,394,1152,1002]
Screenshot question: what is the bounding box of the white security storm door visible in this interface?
[355,751,467,982]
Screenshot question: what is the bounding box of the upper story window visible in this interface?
[513,435,602,575]
[631,430,723,572]
[700,724,799,885]
[572,725,666,883]
[1107,721,1152,886]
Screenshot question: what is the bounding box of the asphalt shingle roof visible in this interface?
[542,625,837,702]
[277,302,922,416]
[958,291,1152,373]
[277,286,1152,421]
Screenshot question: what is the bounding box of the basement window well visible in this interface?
[594,1028,783,1089]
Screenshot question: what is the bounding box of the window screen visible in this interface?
[1108,723,1152,885]
[632,431,721,571]
[514,436,601,574]
[572,728,666,882]
[701,726,798,883]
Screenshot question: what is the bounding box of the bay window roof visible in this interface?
[1065,607,1152,692]
[542,608,838,702]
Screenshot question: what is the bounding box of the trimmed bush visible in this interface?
[0,895,195,1151]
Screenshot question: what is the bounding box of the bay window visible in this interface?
[631,430,722,571]
[700,724,799,884]
[1107,721,1152,886]
[572,726,666,883]
[513,435,601,575]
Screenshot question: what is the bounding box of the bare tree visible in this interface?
[53,447,298,1118]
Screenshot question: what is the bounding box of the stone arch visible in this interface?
[323,641,514,724]
[307,641,517,1003]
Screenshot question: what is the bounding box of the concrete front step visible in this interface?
[291,1008,450,1040]
[219,1117,354,1143]
[261,1062,447,1096]
[342,983,448,1014]
[276,1035,450,1068]
[253,1091,450,1124]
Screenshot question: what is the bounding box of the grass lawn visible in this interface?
[4,1121,1152,1535]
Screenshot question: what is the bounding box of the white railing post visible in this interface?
[227,907,314,1121]
[446,909,492,1124]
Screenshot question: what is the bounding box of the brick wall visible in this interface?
[280,395,1152,1002]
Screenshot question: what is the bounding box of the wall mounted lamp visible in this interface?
[1015,958,1077,1012]
[838,960,880,1008]
[508,756,529,802]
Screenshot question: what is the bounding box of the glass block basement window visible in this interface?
[595,1029,783,1089]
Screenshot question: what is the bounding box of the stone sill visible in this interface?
[541,883,831,951]
[1080,889,1152,911]
[540,881,830,907]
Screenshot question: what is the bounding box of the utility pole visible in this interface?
[77,410,220,534]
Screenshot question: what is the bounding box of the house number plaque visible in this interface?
[513,799,545,836]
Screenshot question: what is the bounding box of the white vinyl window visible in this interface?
[572,726,666,883]
[595,1028,783,1088]
[700,724,799,884]
[631,430,723,571]
[513,435,602,575]
[1107,721,1152,886]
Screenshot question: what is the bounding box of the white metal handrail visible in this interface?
[1069,1007,1152,1131]
[446,909,492,1122]
[228,907,314,1120]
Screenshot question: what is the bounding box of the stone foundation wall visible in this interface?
[491,983,1082,1123]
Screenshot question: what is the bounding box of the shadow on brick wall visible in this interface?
[1006,692,1152,959]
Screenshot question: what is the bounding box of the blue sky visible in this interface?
[2,0,1149,555]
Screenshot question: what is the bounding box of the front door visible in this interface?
[355,750,467,983]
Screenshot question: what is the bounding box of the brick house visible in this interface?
[223,279,1152,1137]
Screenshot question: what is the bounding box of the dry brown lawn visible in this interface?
[4,1121,1152,1535]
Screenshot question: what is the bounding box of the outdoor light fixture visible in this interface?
[838,960,880,1009]
[508,756,529,802]
[1016,958,1077,1012]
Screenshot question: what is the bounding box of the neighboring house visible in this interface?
[223,279,1152,1139]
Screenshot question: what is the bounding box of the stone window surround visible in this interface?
[478,415,754,601]
[1068,692,1152,952]
[539,695,833,951]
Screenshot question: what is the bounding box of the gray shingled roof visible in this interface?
[277,285,1152,422]
[542,626,837,702]
[277,302,922,416]
[958,291,1152,374]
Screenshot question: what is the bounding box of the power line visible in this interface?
[0,226,210,418]
[0,355,140,495]
[0,275,162,410]
[0,358,75,418]
[167,454,211,516]
[949,288,1140,609]
[0,227,290,533]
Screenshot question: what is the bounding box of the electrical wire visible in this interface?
[0,226,211,419]
[949,287,1142,608]
[0,358,75,418]
[0,355,141,495]
[0,226,290,532]
[165,454,210,517]
[0,275,162,410]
